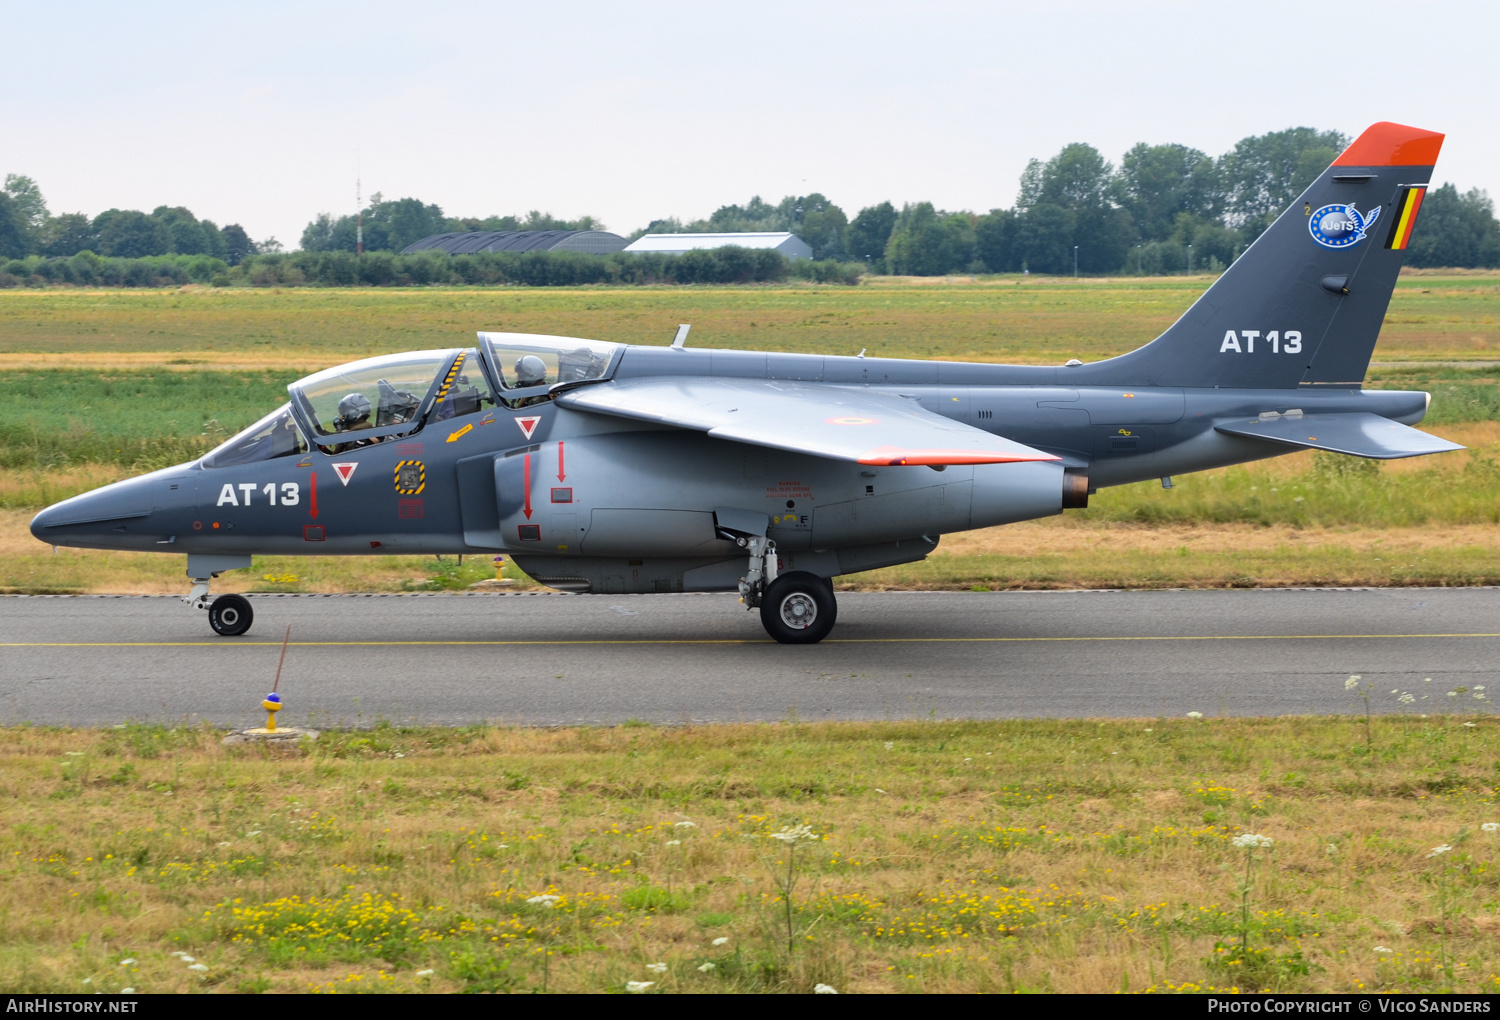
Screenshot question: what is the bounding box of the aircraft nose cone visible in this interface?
[29,477,155,545]
[29,503,63,540]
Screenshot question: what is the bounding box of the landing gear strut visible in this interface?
[183,575,254,637]
[733,535,837,644]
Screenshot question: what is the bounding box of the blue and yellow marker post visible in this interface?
[222,626,318,745]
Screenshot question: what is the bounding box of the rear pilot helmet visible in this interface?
[514,355,547,387]
[336,391,372,427]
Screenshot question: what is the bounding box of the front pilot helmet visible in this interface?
[515,355,547,387]
[336,392,372,425]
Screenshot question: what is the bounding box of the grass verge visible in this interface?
[4,716,1500,993]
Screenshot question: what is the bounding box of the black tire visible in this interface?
[208,594,253,637]
[759,572,837,645]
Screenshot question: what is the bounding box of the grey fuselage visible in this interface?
[30,342,1429,595]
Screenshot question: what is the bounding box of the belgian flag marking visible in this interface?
[1385,186,1427,250]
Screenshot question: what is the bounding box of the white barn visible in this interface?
[623,231,813,260]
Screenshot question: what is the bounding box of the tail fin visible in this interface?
[1087,122,1444,389]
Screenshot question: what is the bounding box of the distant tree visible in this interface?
[1115,143,1221,242]
[1012,143,1131,273]
[93,209,170,257]
[40,212,95,256]
[152,206,215,255]
[788,193,848,260]
[301,213,337,252]
[383,198,446,252]
[974,208,1017,271]
[1404,184,1500,269]
[885,203,975,275]
[847,202,897,267]
[1219,127,1349,231]
[0,193,28,258]
[1010,204,1076,274]
[1017,144,1114,211]
[3,174,49,237]
[221,223,255,265]
[257,236,285,254]
[702,195,783,232]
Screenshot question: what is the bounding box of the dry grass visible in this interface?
[3,717,1499,994]
[2,274,1499,365]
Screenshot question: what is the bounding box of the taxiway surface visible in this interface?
[0,589,1496,727]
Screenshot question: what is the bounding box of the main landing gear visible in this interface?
[184,578,254,637]
[735,535,838,644]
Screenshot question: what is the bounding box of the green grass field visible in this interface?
[1,273,1498,364]
[5,715,1500,994]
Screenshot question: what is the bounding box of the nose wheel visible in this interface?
[208,594,254,637]
[759,572,837,644]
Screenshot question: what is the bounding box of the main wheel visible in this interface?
[208,594,254,637]
[759,572,837,645]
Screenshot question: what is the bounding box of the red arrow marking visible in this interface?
[523,454,533,519]
[557,441,566,482]
[309,472,318,519]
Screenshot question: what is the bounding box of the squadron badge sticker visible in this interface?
[1309,203,1380,249]
[393,460,426,495]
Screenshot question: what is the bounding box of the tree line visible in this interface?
[0,248,863,290]
[0,175,267,264]
[662,128,1498,275]
[5,124,1500,282]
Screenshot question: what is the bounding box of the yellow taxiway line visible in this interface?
[2,633,1499,648]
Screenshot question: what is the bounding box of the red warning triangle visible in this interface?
[331,462,358,486]
[515,416,542,440]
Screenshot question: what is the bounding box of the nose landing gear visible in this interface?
[185,578,255,636]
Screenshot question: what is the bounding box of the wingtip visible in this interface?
[1333,121,1444,167]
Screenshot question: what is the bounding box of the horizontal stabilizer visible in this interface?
[555,377,1059,466]
[1214,411,1463,459]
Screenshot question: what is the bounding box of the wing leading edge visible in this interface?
[1214,412,1463,459]
[553,378,1059,466]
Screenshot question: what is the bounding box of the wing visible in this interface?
[1215,411,1462,459]
[554,377,1059,465]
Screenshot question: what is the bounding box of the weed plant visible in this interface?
[5,716,1500,993]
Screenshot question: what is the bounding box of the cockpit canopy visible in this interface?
[291,349,458,440]
[200,334,623,469]
[478,332,620,394]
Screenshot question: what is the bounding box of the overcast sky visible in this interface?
[7,0,1497,246]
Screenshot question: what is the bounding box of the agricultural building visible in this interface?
[623,231,813,260]
[400,230,628,255]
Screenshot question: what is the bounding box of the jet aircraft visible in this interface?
[32,122,1462,644]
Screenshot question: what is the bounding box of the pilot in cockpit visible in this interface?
[328,392,376,453]
[511,355,551,408]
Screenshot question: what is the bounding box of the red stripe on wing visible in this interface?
[857,445,1060,466]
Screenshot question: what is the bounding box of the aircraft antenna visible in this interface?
[671,324,691,349]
